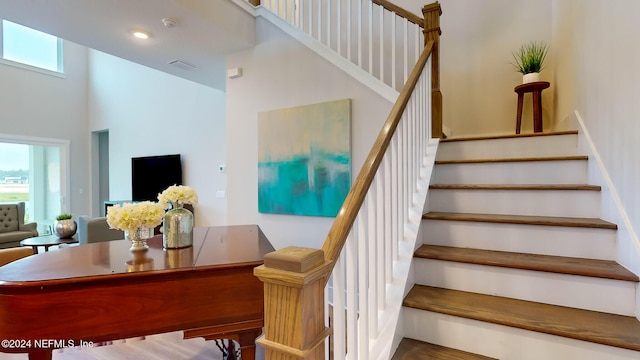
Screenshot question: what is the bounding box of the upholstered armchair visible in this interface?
[77,216,125,245]
[0,202,38,249]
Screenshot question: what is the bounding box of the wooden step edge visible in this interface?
[441,130,578,143]
[435,155,588,165]
[392,338,497,360]
[415,244,639,282]
[429,184,601,191]
[422,212,618,230]
[404,285,640,352]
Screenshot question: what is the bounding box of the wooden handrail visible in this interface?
[321,40,434,266]
[372,0,424,27]
[255,3,442,358]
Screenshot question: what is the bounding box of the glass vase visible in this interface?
[126,226,153,252]
[163,202,193,249]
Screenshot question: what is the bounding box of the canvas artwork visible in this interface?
[258,99,351,217]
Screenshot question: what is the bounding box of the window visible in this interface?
[1,19,63,73]
[0,138,69,235]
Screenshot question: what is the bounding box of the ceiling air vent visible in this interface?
[169,59,197,71]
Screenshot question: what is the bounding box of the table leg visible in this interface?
[28,349,52,360]
[31,246,39,255]
[515,94,524,134]
[533,90,543,132]
[236,328,262,360]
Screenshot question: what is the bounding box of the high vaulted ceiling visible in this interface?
[0,0,257,90]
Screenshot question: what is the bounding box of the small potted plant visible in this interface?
[512,41,548,83]
[54,213,77,238]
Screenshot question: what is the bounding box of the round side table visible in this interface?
[20,234,78,254]
[514,81,550,134]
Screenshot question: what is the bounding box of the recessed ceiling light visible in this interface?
[132,30,149,39]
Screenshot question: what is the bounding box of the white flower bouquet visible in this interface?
[106,201,166,233]
[158,185,198,209]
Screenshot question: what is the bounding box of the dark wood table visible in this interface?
[19,234,78,254]
[514,81,550,134]
[0,225,273,360]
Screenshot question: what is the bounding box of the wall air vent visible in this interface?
[168,59,197,71]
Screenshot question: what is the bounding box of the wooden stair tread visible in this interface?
[415,245,638,281]
[429,184,601,191]
[423,212,618,230]
[435,155,588,165]
[404,285,640,352]
[441,130,578,142]
[392,338,497,360]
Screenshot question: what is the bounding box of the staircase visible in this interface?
[394,131,640,359]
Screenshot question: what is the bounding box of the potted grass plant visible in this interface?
[512,41,548,83]
[54,213,77,238]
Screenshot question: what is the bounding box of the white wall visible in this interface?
[87,50,227,226]
[225,17,393,250]
[552,0,640,278]
[0,41,91,218]
[392,0,553,137]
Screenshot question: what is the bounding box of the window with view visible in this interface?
[0,141,63,235]
[1,19,63,73]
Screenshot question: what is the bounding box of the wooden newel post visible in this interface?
[254,246,333,360]
[423,2,443,139]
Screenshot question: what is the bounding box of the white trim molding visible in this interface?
[573,110,640,319]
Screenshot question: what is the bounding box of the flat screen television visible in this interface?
[131,154,183,202]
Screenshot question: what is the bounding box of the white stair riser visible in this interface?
[421,219,616,260]
[402,308,640,360]
[437,134,579,161]
[433,160,587,184]
[429,189,601,218]
[414,259,636,316]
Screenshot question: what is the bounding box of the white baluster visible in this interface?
[357,212,368,358]
[366,189,377,337]
[428,63,432,141]
[402,112,408,224]
[368,0,373,74]
[403,18,408,85]
[332,253,346,360]
[327,0,331,49]
[379,6,384,84]
[391,134,399,260]
[383,151,392,283]
[337,0,342,56]
[299,0,304,31]
[376,173,385,310]
[317,0,322,43]
[308,0,312,35]
[346,228,358,360]
[391,14,396,91]
[357,0,362,67]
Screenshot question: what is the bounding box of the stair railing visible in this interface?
[252,2,442,359]
[260,0,424,94]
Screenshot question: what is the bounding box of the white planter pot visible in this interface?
[523,72,540,84]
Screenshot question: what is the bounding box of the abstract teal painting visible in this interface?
[258,99,351,217]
